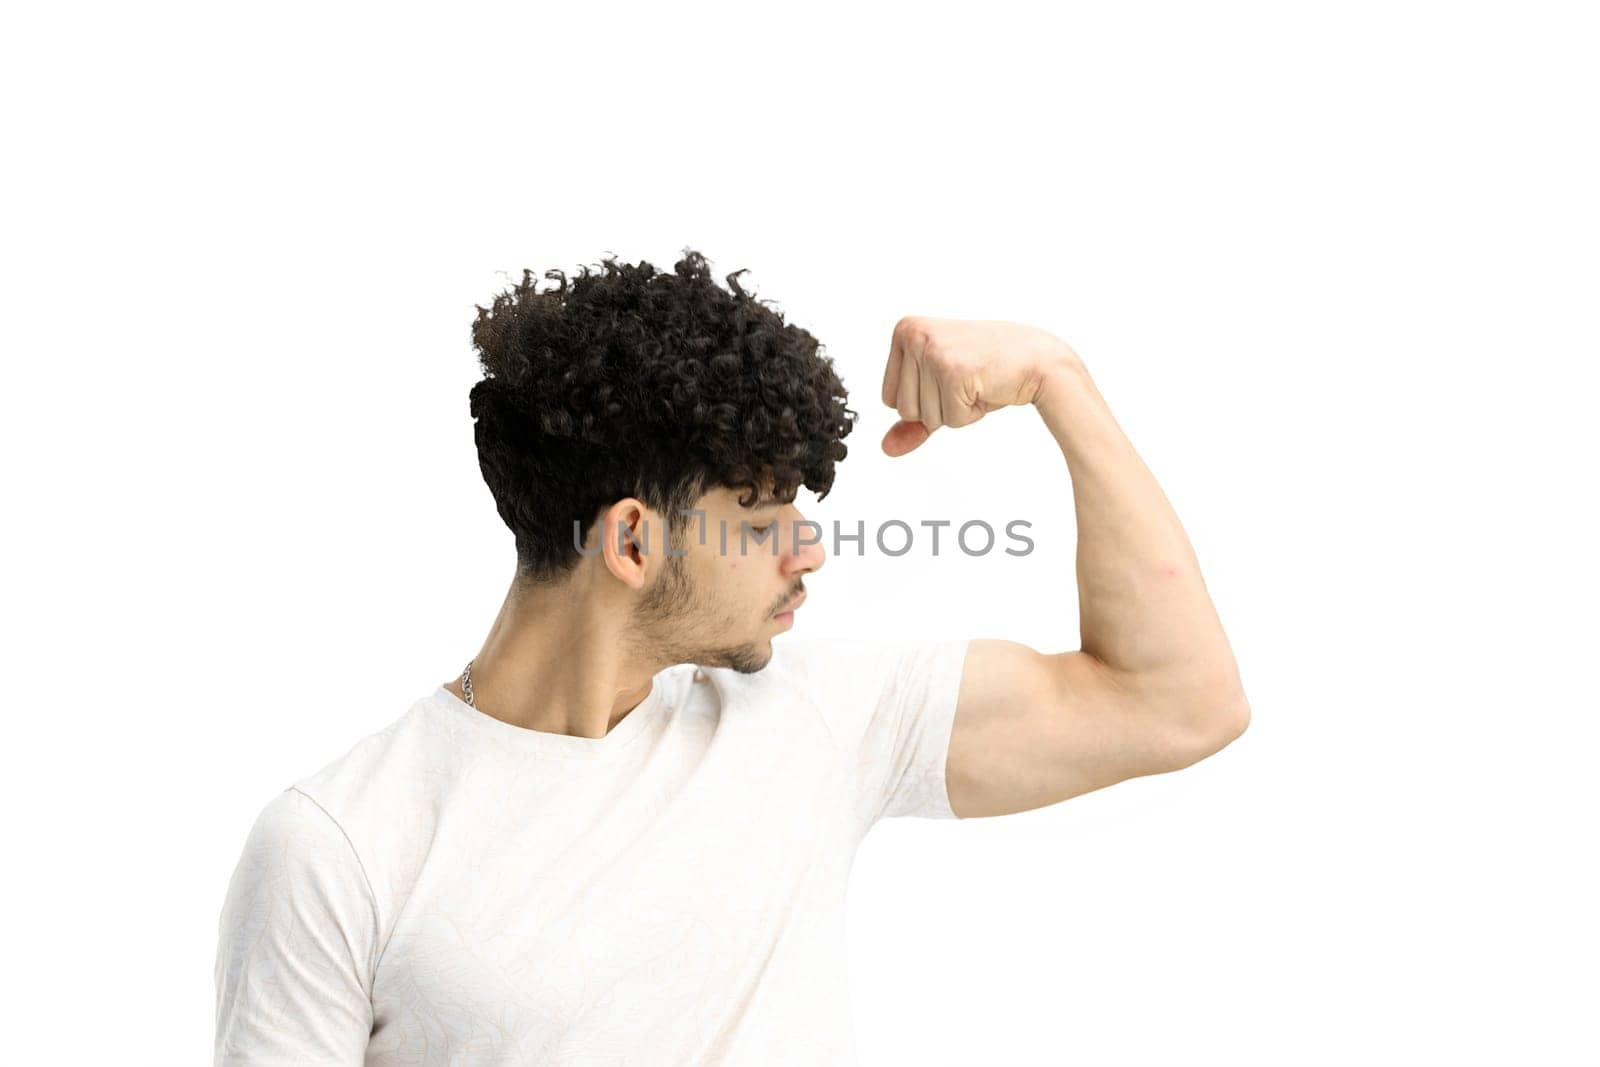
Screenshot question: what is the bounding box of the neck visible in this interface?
[443,573,669,739]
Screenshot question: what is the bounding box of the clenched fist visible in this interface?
[880,316,1079,457]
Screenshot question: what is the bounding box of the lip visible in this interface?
[775,592,806,617]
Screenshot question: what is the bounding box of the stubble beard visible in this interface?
[632,544,774,675]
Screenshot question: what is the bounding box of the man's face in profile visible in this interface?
[631,484,824,673]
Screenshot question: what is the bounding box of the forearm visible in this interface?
[1031,350,1246,723]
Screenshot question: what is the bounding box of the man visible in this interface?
[213,249,1248,1065]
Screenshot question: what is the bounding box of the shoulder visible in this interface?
[767,636,907,681]
[235,784,357,862]
[220,786,379,965]
[290,700,436,809]
[274,695,461,919]
[769,635,970,690]
[747,638,874,715]
[765,636,971,741]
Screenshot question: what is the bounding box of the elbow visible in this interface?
[1191,681,1251,757]
[1166,672,1249,767]
[1121,659,1251,768]
[1216,691,1251,744]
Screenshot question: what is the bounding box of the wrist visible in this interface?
[1030,344,1089,416]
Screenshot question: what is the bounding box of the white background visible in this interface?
[3,2,1596,1065]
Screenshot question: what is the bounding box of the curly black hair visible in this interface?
[468,248,857,587]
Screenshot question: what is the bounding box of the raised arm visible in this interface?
[879,316,1248,819]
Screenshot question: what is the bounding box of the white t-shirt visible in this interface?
[213,636,971,1066]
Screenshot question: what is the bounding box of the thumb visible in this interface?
[881,419,931,457]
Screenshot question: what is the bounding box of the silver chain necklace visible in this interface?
[463,658,688,717]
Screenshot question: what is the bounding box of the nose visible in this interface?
[782,511,826,575]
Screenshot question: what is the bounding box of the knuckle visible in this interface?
[894,315,928,346]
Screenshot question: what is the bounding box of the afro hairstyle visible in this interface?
[467,248,856,587]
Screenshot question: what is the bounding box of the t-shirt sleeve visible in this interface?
[214,786,378,1065]
[794,637,972,825]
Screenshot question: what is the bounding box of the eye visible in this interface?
[753,523,775,534]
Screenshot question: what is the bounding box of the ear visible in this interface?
[599,499,656,589]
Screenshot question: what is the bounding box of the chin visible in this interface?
[721,641,775,675]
